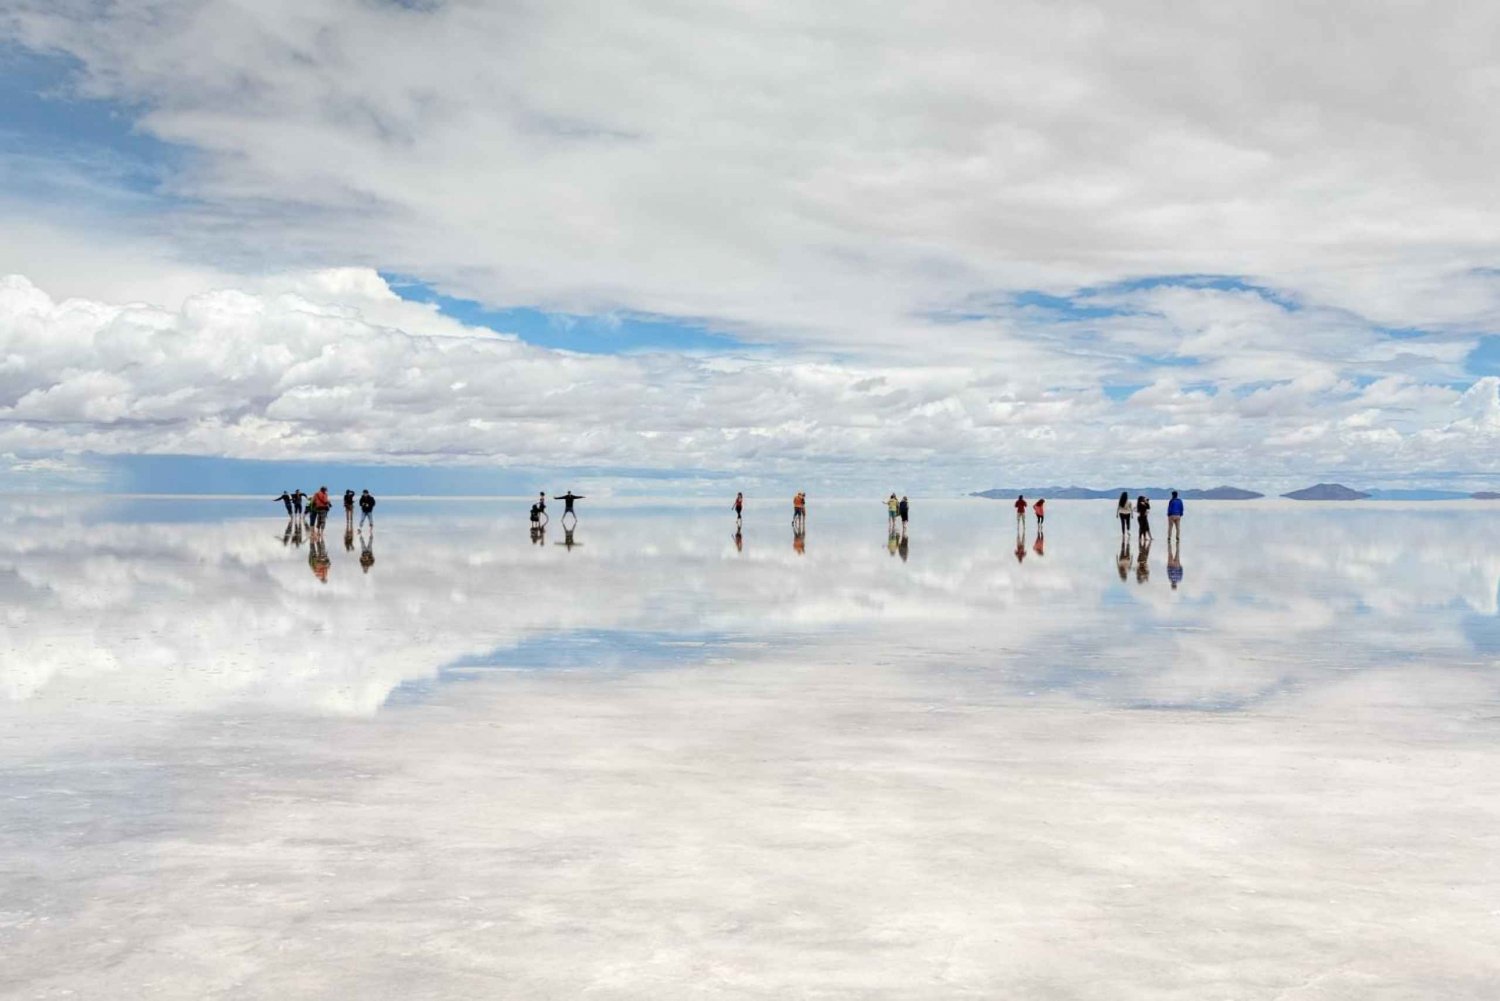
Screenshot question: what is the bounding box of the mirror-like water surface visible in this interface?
[3,498,1498,998]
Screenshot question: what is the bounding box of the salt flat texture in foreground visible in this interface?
[1,498,1497,999]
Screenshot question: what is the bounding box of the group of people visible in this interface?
[275,487,377,534]
[1115,490,1185,543]
[529,491,585,530]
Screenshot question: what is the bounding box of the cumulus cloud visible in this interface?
[0,270,1497,489]
[3,3,1500,484]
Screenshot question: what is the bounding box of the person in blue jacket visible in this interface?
[1166,490,1185,543]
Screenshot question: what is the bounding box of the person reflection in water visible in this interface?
[359,530,375,573]
[282,518,294,547]
[888,529,900,556]
[1032,531,1045,557]
[344,527,355,552]
[1136,537,1151,583]
[898,532,909,563]
[734,527,743,553]
[557,526,581,550]
[530,522,546,545]
[309,536,331,583]
[793,522,806,555]
[1014,526,1027,563]
[1117,538,1131,581]
[1167,538,1184,589]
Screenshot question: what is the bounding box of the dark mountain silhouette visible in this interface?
[1282,483,1370,501]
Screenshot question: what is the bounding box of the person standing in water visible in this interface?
[898,495,909,533]
[343,489,356,529]
[358,489,376,528]
[733,492,744,526]
[887,494,900,532]
[1033,497,1045,530]
[275,490,294,517]
[312,486,332,534]
[792,492,806,531]
[1135,494,1152,543]
[1166,490,1184,543]
[292,489,307,518]
[557,491,584,518]
[1014,494,1027,531]
[1116,491,1132,535]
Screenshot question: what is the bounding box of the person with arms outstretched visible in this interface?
[275,490,294,517]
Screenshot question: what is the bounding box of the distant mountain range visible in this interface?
[973,483,1500,501]
[971,485,1263,500]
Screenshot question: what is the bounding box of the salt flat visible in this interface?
[1,498,1497,999]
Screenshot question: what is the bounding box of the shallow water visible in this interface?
[2,497,1498,998]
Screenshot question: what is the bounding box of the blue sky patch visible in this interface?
[0,44,184,204]
[384,274,750,354]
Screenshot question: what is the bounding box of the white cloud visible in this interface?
[3,3,1500,484]
[7,0,1500,341]
[0,270,1497,489]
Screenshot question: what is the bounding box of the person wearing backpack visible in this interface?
[359,489,377,528]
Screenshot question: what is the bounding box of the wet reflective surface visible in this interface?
[3,498,1499,998]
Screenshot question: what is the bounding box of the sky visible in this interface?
[1,0,1499,495]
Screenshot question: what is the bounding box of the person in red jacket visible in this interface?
[1032,497,1045,529]
[311,486,331,534]
[1014,494,1027,530]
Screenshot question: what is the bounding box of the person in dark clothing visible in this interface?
[1135,494,1152,543]
[358,489,376,528]
[343,489,356,529]
[292,489,306,516]
[557,491,584,526]
[898,496,909,531]
[275,491,294,516]
[733,492,744,526]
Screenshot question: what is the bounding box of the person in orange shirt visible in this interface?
[1032,497,1045,529]
[311,486,332,534]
